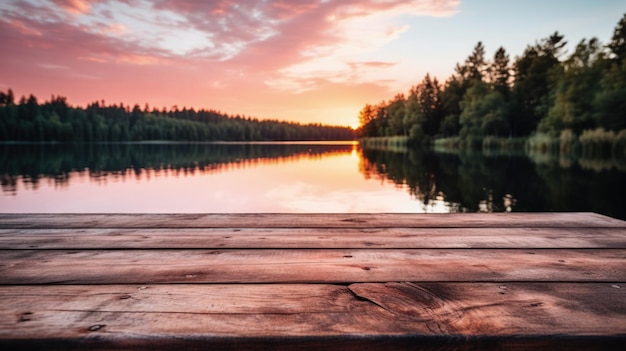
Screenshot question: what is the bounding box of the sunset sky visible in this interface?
[0,0,623,128]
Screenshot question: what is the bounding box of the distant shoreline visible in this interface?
[360,133,626,160]
[0,140,358,145]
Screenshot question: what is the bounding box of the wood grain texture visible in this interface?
[0,212,624,229]
[1,249,624,284]
[1,213,624,350]
[1,227,625,249]
[0,283,624,350]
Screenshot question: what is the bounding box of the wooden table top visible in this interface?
[0,213,625,350]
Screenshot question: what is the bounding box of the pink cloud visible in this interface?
[1,0,459,65]
[99,23,126,35]
[8,18,43,36]
[270,0,321,19]
[51,0,98,14]
[0,0,459,126]
[349,62,398,69]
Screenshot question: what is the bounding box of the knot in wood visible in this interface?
[88,324,106,332]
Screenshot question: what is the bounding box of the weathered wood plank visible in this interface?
[1,249,624,284]
[0,213,624,229]
[0,283,624,350]
[1,227,625,249]
[1,213,624,350]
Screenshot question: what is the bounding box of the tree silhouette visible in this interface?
[0,91,355,142]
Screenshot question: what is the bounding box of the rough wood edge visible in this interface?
[0,213,624,229]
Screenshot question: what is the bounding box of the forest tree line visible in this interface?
[357,13,626,150]
[0,92,355,142]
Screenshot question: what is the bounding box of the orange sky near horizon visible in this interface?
[0,0,623,128]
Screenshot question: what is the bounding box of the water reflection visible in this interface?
[2,142,625,219]
[3,142,445,213]
[477,192,517,213]
[358,148,626,220]
[358,149,459,213]
[526,149,626,172]
[0,142,354,195]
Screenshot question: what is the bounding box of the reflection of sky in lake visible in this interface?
[0,148,451,213]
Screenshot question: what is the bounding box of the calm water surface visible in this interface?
[1,142,625,219]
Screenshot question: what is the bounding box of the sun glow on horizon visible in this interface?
[0,0,622,126]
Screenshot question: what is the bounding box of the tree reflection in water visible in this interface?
[1,143,625,219]
[0,142,353,195]
[358,147,626,219]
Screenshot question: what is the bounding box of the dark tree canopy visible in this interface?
[0,93,355,142]
[489,47,511,97]
[609,13,626,61]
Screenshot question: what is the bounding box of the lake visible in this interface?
[1,142,625,219]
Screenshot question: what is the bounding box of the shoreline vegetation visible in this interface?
[433,127,626,159]
[356,14,626,158]
[359,132,626,172]
[361,129,626,158]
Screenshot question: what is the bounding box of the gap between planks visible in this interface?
[1,213,625,229]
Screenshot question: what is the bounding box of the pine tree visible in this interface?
[608,13,626,61]
[489,47,511,97]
